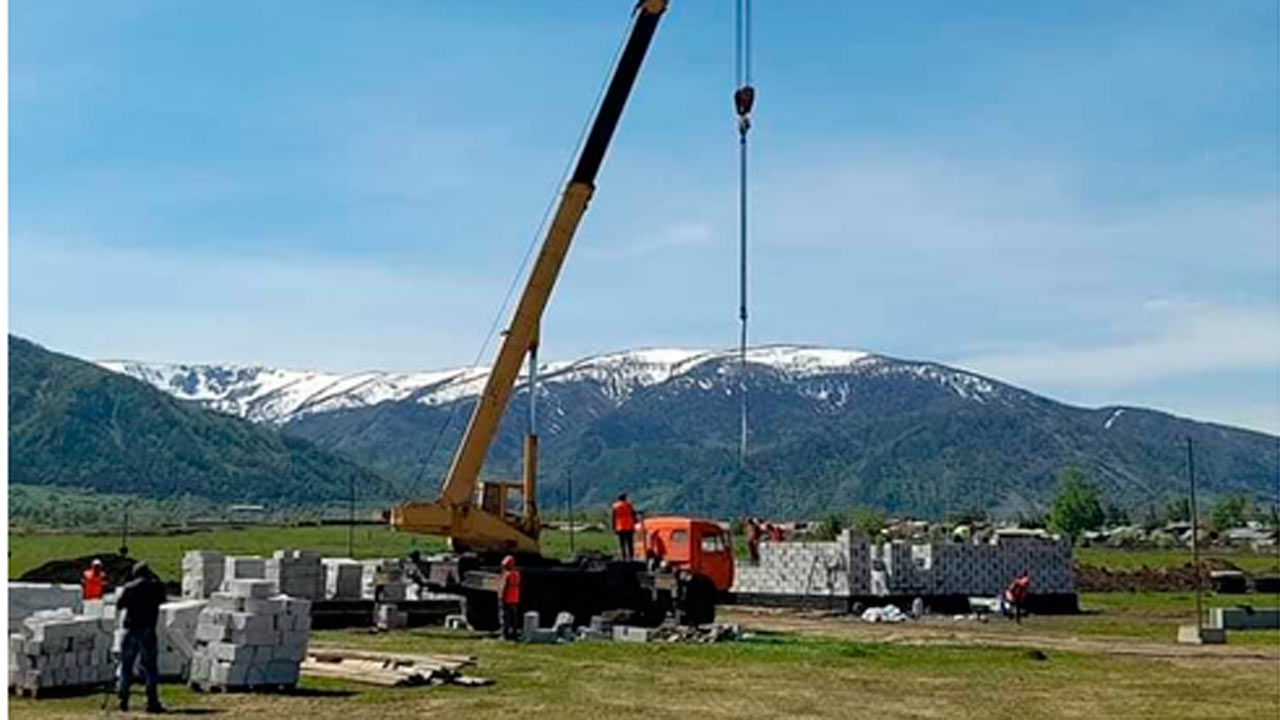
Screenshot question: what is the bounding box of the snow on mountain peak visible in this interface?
[97,343,1004,425]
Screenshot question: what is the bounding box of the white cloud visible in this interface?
[955,302,1278,389]
[8,238,505,371]
[580,220,717,260]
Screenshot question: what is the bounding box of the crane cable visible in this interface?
[735,0,755,474]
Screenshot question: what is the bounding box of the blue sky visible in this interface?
[9,1,1278,434]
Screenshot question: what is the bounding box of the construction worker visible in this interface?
[1003,571,1031,624]
[611,493,637,561]
[645,528,667,570]
[81,558,106,600]
[116,561,166,713]
[765,522,785,543]
[498,555,521,641]
[745,517,761,565]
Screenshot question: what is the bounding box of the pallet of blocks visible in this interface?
[187,579,312,692]
[181,550,225,599]
[9,608,115,697]
[8,583,83,634]
[322,559,363,600]
[266,550,323,601]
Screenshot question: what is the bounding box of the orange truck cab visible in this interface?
[634,516,735,593]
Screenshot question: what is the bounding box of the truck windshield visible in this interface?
[700,533,727,553]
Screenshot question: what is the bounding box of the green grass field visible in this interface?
[7,525,619,583]
[9,628,1278,719]
[8,526,1279,718]
[1077,546,1280,574]
[12,524,1279,583]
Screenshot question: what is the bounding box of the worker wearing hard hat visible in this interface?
[81,559,106,600]
[498,555,522,641]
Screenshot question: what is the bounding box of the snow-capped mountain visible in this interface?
[92,343,1276,518]
[101,345,1000,426]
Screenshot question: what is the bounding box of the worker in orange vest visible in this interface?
[611,493,637,561]
[82,558,106,600]
[498,555,521,641]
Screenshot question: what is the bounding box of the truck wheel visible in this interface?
[678,575,716,626]
[462,589,500,632]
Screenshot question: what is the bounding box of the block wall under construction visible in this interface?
[731,530,1077,613]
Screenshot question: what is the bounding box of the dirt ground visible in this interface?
[720,607,1280,668]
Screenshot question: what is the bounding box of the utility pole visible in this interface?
[1187,436,1203,633]
[567,466,575,556]
[348,474,355,558]
[119,502,130,558]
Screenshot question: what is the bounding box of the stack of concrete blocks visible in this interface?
[521,611,558,643]
[322,559,363,600]
[154,600,208,680]
[224,556,267,582]
[375,604,409,630]
[8,583,83,634]
[266,550,323,601]
[181,550,226,599]
[361,558,411,602]
[188,579,311,689]
[9,609,115,691]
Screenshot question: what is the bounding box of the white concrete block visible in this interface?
[243,597,285,615]
[223,579,277,599]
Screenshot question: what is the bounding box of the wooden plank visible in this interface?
[299,661,408,687]
[309,643,476,664]
[306,646,474,670]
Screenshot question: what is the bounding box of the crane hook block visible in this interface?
[734,85,755,118]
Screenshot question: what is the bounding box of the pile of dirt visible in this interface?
[17,553,178,594]
[1073,558,1245,592]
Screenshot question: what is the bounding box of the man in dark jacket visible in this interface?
[116,561,166,713]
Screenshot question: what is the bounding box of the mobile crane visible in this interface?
[388,0,734,630]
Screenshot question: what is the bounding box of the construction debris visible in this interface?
[301,647,489,688]
[602,623,741,644]
[860,605,908,623]
[651,623,742,643]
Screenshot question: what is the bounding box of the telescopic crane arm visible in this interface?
[391,0,669,554]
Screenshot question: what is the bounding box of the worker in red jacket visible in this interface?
[645,529,667,570]
[498,555,522,641]
[82,559,106,600]
[611,493,637,561]
[1004,571,1031,624]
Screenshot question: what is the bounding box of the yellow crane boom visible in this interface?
[391,0,669,554]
